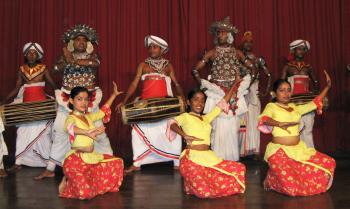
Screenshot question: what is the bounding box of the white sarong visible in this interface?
[13,82,53,167]
[239,80,261,156]
[131,74,181,167]
[201,75,251,161]
[0,117,7,169]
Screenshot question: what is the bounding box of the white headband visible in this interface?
[23,42,44,59]
[144,35,169,53]
[289,39,310,51]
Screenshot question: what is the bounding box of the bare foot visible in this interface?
[0,169,7,178]
[124,165,140,175]
[6,165,22,173]
[253,154,260,161]
[326,176,333,190]
[34,170,55,180]
[263,179,271,191]
[58,176,67,194]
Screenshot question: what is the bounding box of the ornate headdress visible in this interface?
[62,24,99,45]
[209,16,239,35]
[241,31,253,42]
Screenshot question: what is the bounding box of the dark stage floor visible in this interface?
[0,155,349,209]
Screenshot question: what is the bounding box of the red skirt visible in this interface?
[60,153,124,200]
[265,148,336,196]
[179,151,246,198]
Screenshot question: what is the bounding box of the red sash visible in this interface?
[23,86,46,102]
[141,75,168,99]
[292,76,310,94]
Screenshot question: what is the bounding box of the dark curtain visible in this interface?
[0,0,349,161]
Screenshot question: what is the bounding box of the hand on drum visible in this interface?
[115,102,124,113]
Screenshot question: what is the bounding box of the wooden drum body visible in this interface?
[0,99,57,126]
[290,93,329,109]
[121,97,185,124]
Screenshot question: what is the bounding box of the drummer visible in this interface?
[281,39,319,148]
[116,35,185,174]
[0,42,57,175]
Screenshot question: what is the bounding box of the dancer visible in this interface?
[259,71,335,196]
[59,82,124,199]
[36,25,113,179]
[192,17,253,161]
[169,78,246,198]
[239,31,271,158]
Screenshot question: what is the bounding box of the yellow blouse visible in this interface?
[259,101,316,137]
[174,107,223,166]
[64,110,106,164]
[174,107,246,189]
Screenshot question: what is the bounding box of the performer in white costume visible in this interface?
[238,31,271,158]
[35,25,113,179]
[1,43,57,173]
[116,35,185,173]
[281,39,319,148]
[0,116,8,177]
[192,17,254,161]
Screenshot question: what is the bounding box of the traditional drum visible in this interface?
[121,97,185,124]
[290,93,329,109]
[0,99,57,126]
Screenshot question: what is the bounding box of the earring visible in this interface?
[86,41,94,54]
[270,91,276,98]
[67,40,74,52]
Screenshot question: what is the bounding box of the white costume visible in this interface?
[0,116,7,169]
[131,74,181,167]
[10,43,53,167]
[201,74,251,161]
[12,83,53,167]
[130,35,182,167]
[239,80,261,156]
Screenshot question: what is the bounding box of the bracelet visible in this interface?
[201,59,207,64]
[192,69,200,76]
[88,61,93,65]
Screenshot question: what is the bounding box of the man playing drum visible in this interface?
[35,24,114,179]
[1,43,57,175]
[116,35,185,174]
[281,39,319,148]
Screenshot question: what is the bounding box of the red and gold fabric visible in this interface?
[180,150,245,198]
[60,153,123,200]
[22,82,47,102]
[61,105,124,199]
[259,100,336,196]
[141,74,169,99]
[264,142,335,196]
[20,64,46,81]
[172,104,246,198]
